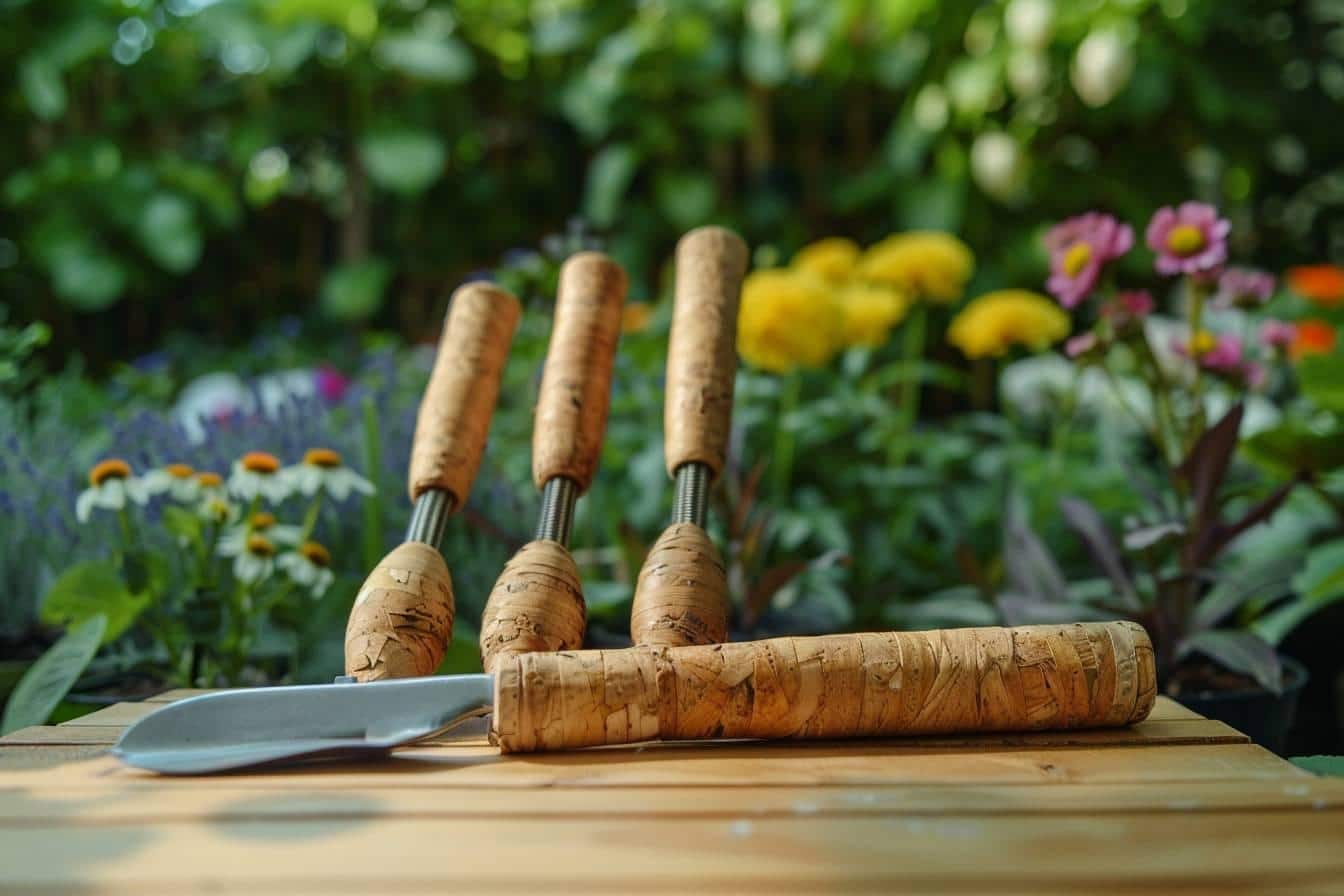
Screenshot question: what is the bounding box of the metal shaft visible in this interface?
[536,476,578,546]
[405,489,455,549]
[671,462,710,528]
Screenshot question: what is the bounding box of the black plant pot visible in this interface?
[1175,656,1308,755]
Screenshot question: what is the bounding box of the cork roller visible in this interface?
[479,253,626,672]
[490,621,1157,753]
[630,226,749,648]
[345,283,521,682]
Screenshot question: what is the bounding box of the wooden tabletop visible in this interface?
[2,691,1343,894]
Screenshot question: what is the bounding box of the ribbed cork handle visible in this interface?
[531,252,627,492]
[408,283,522,504]
[491,621,1157,753]
[663,227,749,479]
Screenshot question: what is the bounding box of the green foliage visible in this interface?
[1,614,106,735]
[40,561,149,645]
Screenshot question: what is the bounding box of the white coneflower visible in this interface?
[277,540,336,597]
[76,459,149,522]
[283,448,374,501]
[232,533,277,585]
[218,512,303,558]
[140,463,200,502]
[228,451,291,503]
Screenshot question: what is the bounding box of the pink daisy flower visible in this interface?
[1065,332,1100,358]
[1145,201,1230,276]
[1215,267,1276,309]
[1259,319,1296,349]
[1101,290,1154,329]
[1044,212,1134,308]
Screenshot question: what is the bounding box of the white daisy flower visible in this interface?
[283,448,375,501]
[218,512,303,557]
[231,533,277,585]
[140,463,201,502]
[277,541,336,598]
[228,451,291,504]
[192,472,238,523]
[75,459,150,523]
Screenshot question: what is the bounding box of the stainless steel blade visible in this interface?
[112,674,493,775]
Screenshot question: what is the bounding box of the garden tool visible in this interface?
[478,252,626,672]
[343,282,521,682]
[114,620,1157,773]
[629,226,749,647]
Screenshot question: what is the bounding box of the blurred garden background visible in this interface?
[4,0,1344,755]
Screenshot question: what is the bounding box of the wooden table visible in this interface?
[2,692,1343,894]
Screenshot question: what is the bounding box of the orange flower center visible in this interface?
[299,541,332,567]
[165,463,195,479]
[241,451,281,474]
[1290,319,1337,360]
[249,512,276,531]
[303,448,343,469]
[196,471,223,488]
[89,459,132,487]
[245,534,276,557]
[1166,225,1205,257]
[1063,242,1092,277]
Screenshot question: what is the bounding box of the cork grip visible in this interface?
[663,227,750,479]
[479,539,587,672]
[531,252,627,492]
[408,283,522,504]
[490,621,1157,753]
[344,542,454,681]
[630,524,728,647]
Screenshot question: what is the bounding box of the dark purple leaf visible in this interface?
[1178,629,1283,694]
[1123,521,1186,552]
[996,592,1117,626]
[1191,479,1298,569]
[1191,556,1298,632]
[1176,402,1245,534]
[1003,503,1068,605]
[1060,497,1140,611]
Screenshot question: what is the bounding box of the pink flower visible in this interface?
[1259,319,1296,349]
[1101,290,1154,329]
[1244,362,1267,390]
[1044,212,1134,308]
[314,366,351,402]
[1065,332,1099,358]
[1172,330,1261,387]
[1200,334,1245,374]
[1145,202,1230,276]
[1216,267,1276,308]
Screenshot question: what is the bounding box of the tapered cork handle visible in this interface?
[408,283,522,504]
[531,252,627,492]
[663,227,749,479]
[491,621,1156,753]
[630,523,728,647]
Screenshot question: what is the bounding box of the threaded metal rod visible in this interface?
[536,476,578,546]
[405,489,455,549]
[672,462,710,528]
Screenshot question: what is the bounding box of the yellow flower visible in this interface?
[947,290,1069,359]
[792,238,861,282]
[622,302,654,333]
[837,283,912,348]
[737,270,844,374]
[860,231,975,303]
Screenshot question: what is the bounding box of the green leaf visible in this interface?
[655,171,716,230]
[19,56,65,121]
[138,193,202,273]
[1298,355,1344,413]
[1244,417,1344,476]
[1294,540,1344,604]
[44,236,127,311]
[320,258,391,321]
[434,621,482,675]
[1,614,106,734]
[1178,630,1283,694]
[582,144,638,228]
[358,130,446,196]
[40,561,149,645]
[374,32,473,83]
[163,505,203,545]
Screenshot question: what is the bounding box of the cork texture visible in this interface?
[630,523,728,647]
[479,540,587,673]
[663,226,750,478]
[408,283,521,503]
[491,621,1157,752]
[532,252,627,492]
[344,542,454,681]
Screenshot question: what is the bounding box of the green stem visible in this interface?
[1186,280,1209,449]
[361,396,385,572]
[771,371,802,502]
[300,492,324,543]
[892,305,928,462]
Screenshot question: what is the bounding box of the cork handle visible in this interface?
[663,227,749,479]
[408,282,522,504]
[531,252,627,491]
[491,621,1157,753]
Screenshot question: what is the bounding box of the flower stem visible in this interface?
[360,396,385,572]
[889,304,928,465]
[770,371,802,502]
[300,492,324,542]
[1185,279,1209,448]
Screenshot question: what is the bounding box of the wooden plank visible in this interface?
[1,726,124,746]
[3,778,1342,826]
[0,742,1306,791]
[58,703,155,727]
[0,745,108,772]
[1146,697,1206,722]
[144,689,213,703]
[1,811,1341,892]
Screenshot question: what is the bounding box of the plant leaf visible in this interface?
[1177,629,1283,694]
[995,591,1115,626]
[1192,555,1297,632]
[1123,520,1185,552]
[320,258,391,322]
[1059,497,1140,611]
[1002,499,1069,605]
[1,614,107,734]
[40,561,149,645]
[1297,354,1344,413]
[358,129,447,195]
[1176,402,1244,534]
